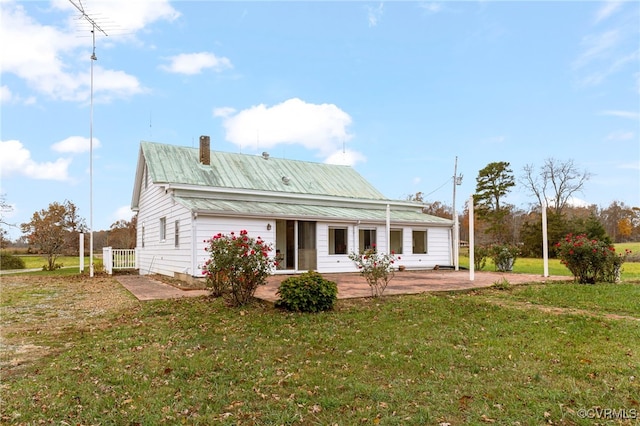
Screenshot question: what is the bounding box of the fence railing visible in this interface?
[103,247,137,275]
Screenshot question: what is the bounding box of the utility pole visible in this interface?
[452,157,463,270]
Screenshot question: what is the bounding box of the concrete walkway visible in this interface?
[116,270,572,302]
[115,275,208,301]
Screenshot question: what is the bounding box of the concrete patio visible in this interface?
[117,270,572,302]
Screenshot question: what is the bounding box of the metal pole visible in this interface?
[452,157,459,270]
[89,26,96,277]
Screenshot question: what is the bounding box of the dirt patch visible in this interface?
[481,296,640,322]
[0,275,138,376]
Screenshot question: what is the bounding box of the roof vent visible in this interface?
[282,176,290,185]
[262,151,270,160]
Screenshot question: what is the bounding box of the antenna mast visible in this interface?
[452,156,463,271]
[69,0,108,278]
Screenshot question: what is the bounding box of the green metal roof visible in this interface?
[141,141,387,200]
[174,196,452,225]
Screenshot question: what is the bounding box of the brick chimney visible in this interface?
[199,135,210,165]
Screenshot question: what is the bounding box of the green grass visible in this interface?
[486,282,640,317]
[14,255,92,269]
[2,277,639,425]
[458,242,640,281]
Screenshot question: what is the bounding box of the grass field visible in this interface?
[1,275,639,425]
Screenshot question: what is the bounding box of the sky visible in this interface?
[1,0,639,240]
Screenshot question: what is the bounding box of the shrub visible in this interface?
[556,234,630,284]
[348,247,399,297]
[491,278,512,290]
[474,246,489,271]
[202,230,276,306]
[275,271,338,313]
[489,244,520,272]
[0,252,26,270]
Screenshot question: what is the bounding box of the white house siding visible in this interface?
[136,182,192,276]
[316,222,356,273]
[396,226,451,270]
[193,216,275,277]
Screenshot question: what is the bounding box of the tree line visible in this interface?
[0,196,136,271]
[410,158,639,257]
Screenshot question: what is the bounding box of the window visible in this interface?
[329,227,348,255]
[141,225,145,248]
[412,230,427,254]
[390,229,403,254]
[159,217,166,241]
[174,220,180,248]
[359,228,377,253]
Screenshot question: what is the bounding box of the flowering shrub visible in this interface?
[556,234,630,284]
[202,230,276,306]
[489,244,520,272]
[348,247,400,297]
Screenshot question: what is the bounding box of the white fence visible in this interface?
[103,247,137,275]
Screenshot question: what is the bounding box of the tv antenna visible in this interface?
[68,0,108,278]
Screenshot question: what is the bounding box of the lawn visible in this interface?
[1,275,639,425]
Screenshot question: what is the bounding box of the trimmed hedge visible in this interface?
[275,271,338,313]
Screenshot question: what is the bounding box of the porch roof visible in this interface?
[174,196,452,226]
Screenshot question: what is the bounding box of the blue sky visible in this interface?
[1,0,639,240]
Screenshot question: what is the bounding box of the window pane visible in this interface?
[329,227,347,255]
[412,230,427,254]
[359,229,377,253]
[390,229,403,254]
[174,220,179,247]
[160,217,166,241]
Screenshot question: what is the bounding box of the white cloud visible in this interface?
[111,205,135,224]
[324,149,367,167]
[577,48,639,87]
[605,130,634,141]
[600,110,640,120]
[160,52,233,75]
[0,85,12,103]
[420,3,443,14]
[566,196,590,208]
[52,136,102,154]
[366,3,384,27]
[51,0,180,34]
[218,98,354,156]
[594,1,622,24]
[573,30,620,70]
[213,106,236,118]
[0,140,71,181]
[0,0,176,102]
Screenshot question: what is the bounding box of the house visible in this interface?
[131,137,454,278]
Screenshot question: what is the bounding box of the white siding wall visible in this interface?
[136,179,192,276]
[395,226,451,269]
[193,217,276,277]
[316,223,356,273]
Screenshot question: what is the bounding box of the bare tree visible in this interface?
[521,158,591,215]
